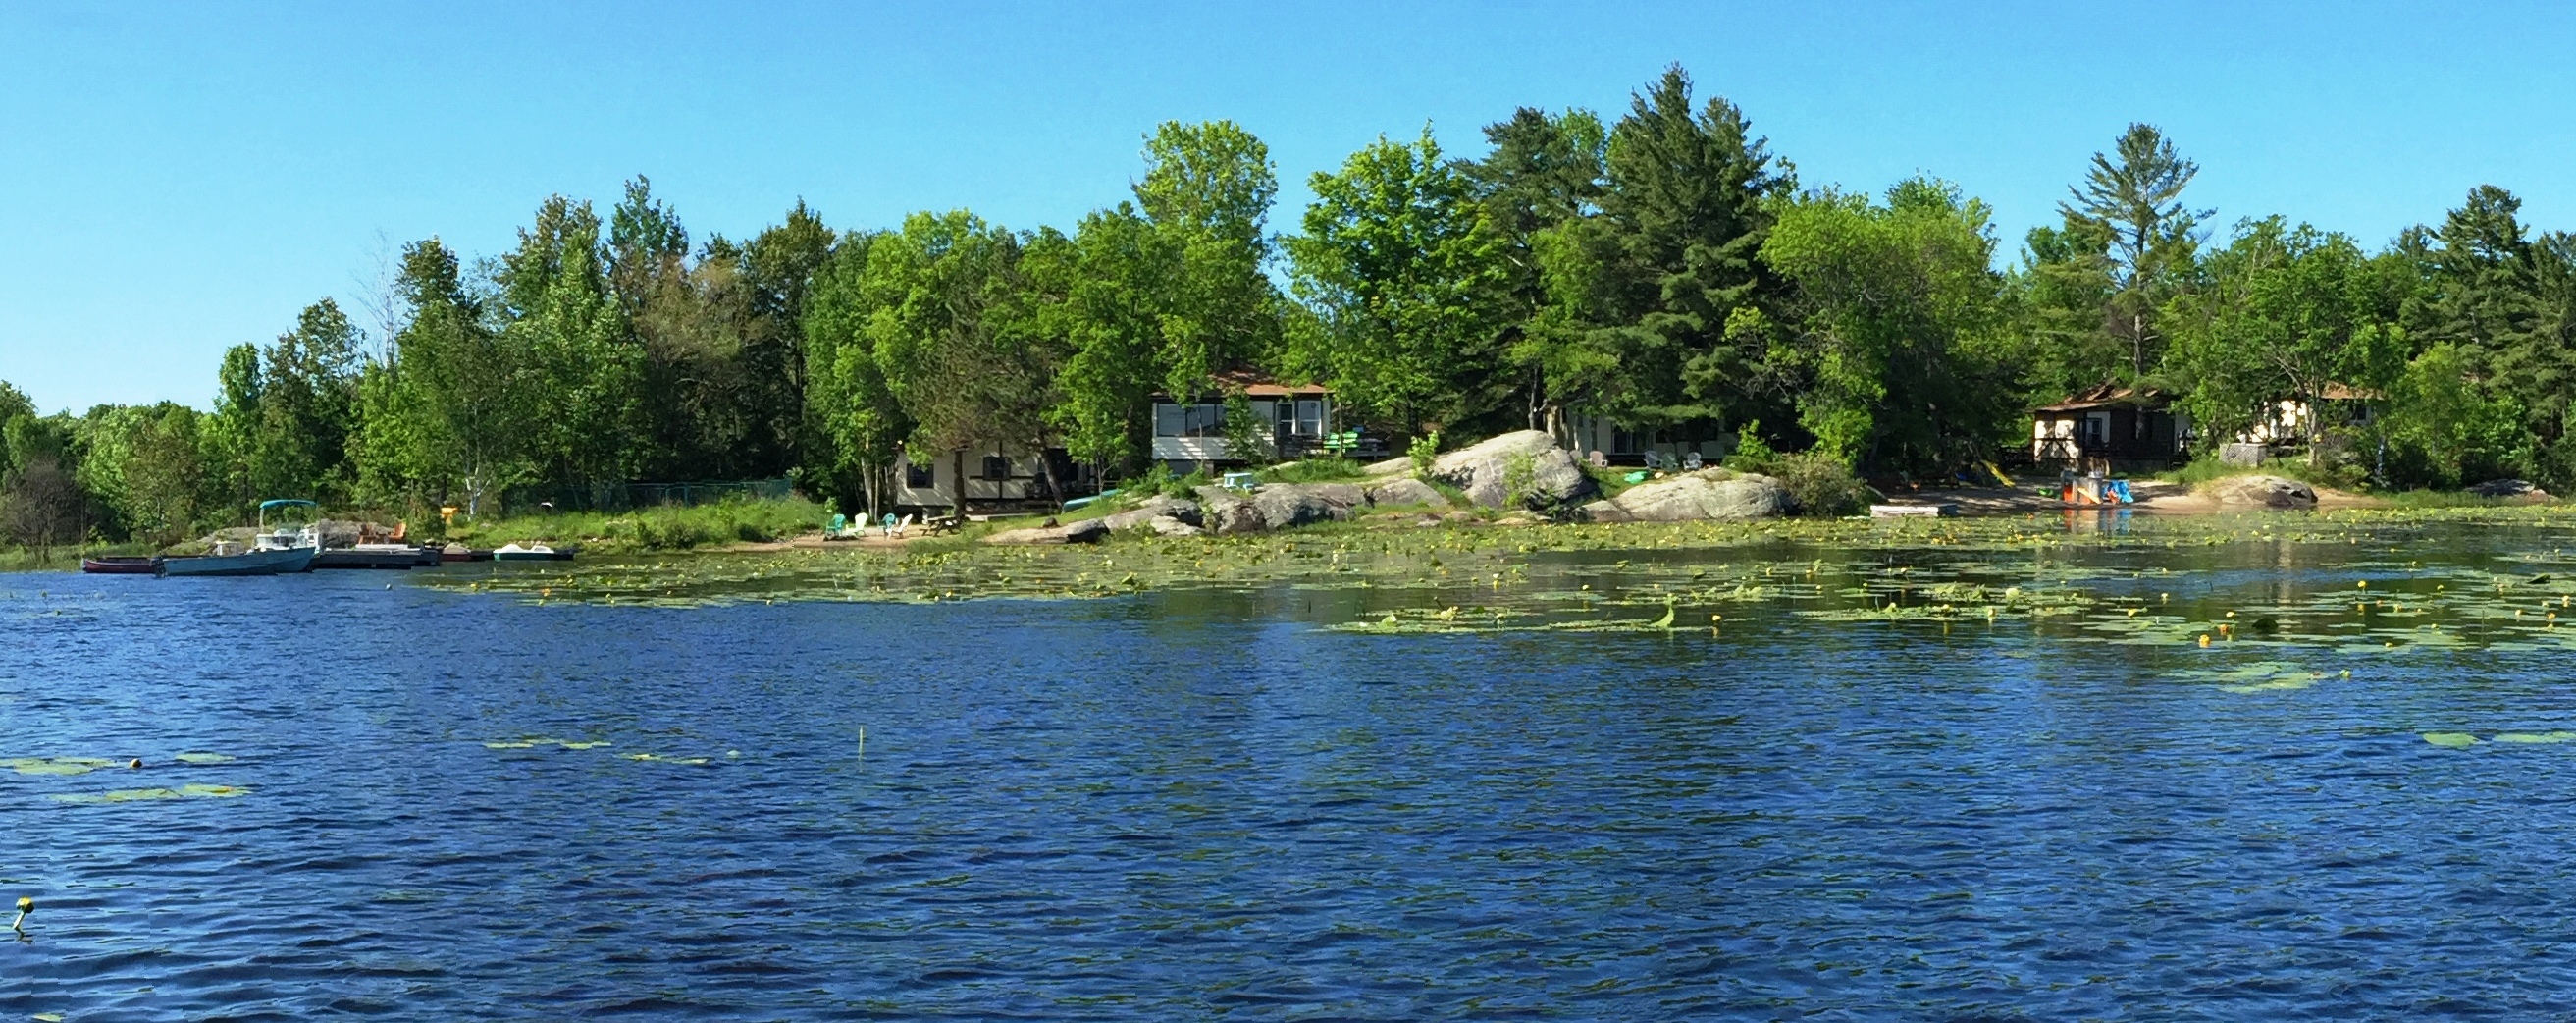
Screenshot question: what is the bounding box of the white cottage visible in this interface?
[1150,378,1363,473]
[889,445,1094,514]
[1557,414,1736,467]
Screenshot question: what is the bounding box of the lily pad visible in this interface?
[54,782,250,803]
[2420,732,2481,748]
[4,757,117,776]
[172,752,236,765]
[2492,731,2576,744]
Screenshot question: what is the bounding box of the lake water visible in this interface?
[9,517,2576,1019]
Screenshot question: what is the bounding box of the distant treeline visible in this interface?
[6,64,2575,551]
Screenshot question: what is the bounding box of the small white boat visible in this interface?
[493,543,577,563]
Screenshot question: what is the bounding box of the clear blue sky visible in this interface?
[4,2,2570,413]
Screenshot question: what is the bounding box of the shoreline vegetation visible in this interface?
[401,502,2576,617]
[0,453,2559,574]
[8,65,2575,566]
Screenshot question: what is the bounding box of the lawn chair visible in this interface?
[1683,451,1705,471]
[1588,450,1608,468]
[1642,450,1664,471]
[828,512,847,537]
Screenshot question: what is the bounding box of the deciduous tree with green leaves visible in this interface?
[1286,128,1506,435]
[1133,120,1285,399]
[1761,178,2019,474]
[2160,218,2407,463]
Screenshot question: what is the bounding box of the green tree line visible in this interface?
[10,65,2576,552]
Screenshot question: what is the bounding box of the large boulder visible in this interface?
[1427,430,1598,511]
[1195,486,1263,534]
[1101,495,1202,531]
[2470,478,2550,499]
[1363,455,1414,477]
[983,518,1110,545]
[1578,470,1793,522]
[1366,477,1448,508]
[1194,482,1362,533]
[2207,474,2317,509]
[1148,515,1202,537]
[1250,483,1360,530]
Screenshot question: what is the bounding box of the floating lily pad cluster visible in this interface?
[412,507,2576,662]
[481,734,714,767]
[2,750,253,803]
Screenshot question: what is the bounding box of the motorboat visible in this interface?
[158,499,322,577]
[80,556,159,575]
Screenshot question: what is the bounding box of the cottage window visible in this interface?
[981,456,1013,480]
[1154,404,1185,437]
[1185,404,1226,437]
[904,460,934,488]
[1294,400,1325,438]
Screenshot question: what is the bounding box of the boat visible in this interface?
[81,556,160,575]
[158,499,322,577]
[493,543,577,563]
[440,545,493,564]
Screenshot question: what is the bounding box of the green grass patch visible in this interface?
[2161,454,2368,492]
[1258,458,1370,484]
[446,496,830,553]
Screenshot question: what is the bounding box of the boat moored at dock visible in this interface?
[493,543,577,562]
[158,499,322,577]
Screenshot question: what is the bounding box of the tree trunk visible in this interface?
[1032,440,1066,514]
[951,448,967,523]
[2306,391,2324,469]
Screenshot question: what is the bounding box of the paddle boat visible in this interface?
[158,499,321,577]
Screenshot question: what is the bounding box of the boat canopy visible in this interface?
[259,499,319,510]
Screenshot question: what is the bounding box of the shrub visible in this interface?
[1721,445,1872,516]
[1500,451,1538,509]
[1260,458,1366,484]
[1408,429,1441,480]
[1767,450,1874,516]
[1721,419,1777,471]
[1159,468,1212,499]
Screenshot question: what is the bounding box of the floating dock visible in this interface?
[312,545,445,570]
[1870,503,1959,518]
